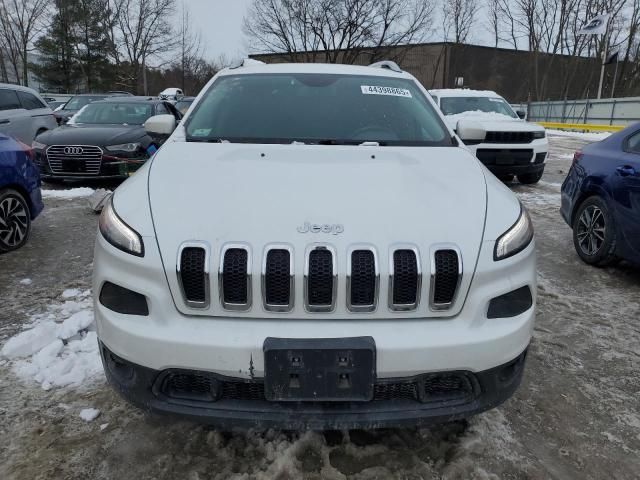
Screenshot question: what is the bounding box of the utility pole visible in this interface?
[596,18,610,99]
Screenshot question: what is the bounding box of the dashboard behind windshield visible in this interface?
[185,73,451,146]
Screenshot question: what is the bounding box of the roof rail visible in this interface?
[230,58,266,69]
[368,60,402,73]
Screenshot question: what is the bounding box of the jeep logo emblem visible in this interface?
[297,222,344,235]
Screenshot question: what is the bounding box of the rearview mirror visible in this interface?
[144,114,176,136]
[456,120,486,143]
[516,110,526,119]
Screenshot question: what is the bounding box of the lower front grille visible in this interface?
[476,149,534,166]
[46,145,103,175]
[163,372,218,402]
[159,371,477,405]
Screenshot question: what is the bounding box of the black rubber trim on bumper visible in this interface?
[486,163,545,176]
[99,342,528,430]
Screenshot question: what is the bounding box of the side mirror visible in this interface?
[144,114,176,136]
[516,110,526,119]
[456,119,486,143]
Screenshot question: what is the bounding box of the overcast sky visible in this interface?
[181,0,253,63]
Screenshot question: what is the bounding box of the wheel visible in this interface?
[572,196,617,266]
[517,170,544,184]
[0,189,32,253]
[498,174,514,183]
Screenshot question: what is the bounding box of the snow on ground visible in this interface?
[19,278,32,285]
[514,180,562,209]
[41,187,96,199]
[0,289,103,391]
[79,408,101,422]
[545,129,612,141]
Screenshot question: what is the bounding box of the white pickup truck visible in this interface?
[430,89,548,184]
[93,61,536,429]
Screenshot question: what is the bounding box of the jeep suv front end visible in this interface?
[93,63,536,429]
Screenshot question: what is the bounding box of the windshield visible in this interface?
[440,96,517,118]
[185,73,451,146]
[64,95,107,111]
[175,100,193,115]
[69,102,154,125]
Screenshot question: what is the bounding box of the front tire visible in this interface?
[518,170,544,184]
[572,196,617,266]
[0,189,32,253]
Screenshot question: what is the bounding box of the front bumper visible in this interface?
[100,341,528,429]
[465,139,548,176]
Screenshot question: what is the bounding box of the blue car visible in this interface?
[0,134,43,253]
[561,123,640,266]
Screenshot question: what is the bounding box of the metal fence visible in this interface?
[526,97,640,126]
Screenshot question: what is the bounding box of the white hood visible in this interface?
[443,112,543,133]
[148,142,488,318]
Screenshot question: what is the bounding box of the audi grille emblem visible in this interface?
[64,146,84,155]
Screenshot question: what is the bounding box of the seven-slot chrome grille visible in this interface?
[46,145,103,175]
[177,243,462,313]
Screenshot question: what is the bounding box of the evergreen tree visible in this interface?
[32,0,115,92]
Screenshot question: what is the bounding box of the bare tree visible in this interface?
[243,0,435,64]
[0,0,49,86]
[111,0,176,94]
[487,0,501,47]
[175,2,203,91]
[442,0,479,44]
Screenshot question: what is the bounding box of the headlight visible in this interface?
[32,140,47,150]
[494,205,534,260]
[532,131,546,139]
[105,142,141,152]
[99,198,144,256]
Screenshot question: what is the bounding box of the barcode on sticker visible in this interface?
[361,85,412,98]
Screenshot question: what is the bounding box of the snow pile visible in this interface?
[19,278,32,286]
[0,289,103,390]
[430,88,500,97]
[41,187,95,199]
[79,408,101,422]
[546,129,611,142]
[445,110,517,122]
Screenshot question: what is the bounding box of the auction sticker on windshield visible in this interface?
[361,85,412,98]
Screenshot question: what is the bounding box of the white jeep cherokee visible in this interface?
[93,61,536,429]
[430,89,548,184]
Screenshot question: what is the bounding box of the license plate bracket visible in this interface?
[263,337,376,402]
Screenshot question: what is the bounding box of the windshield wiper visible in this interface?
[186,137,230,143]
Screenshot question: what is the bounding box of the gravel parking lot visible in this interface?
[1,135,639,480]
